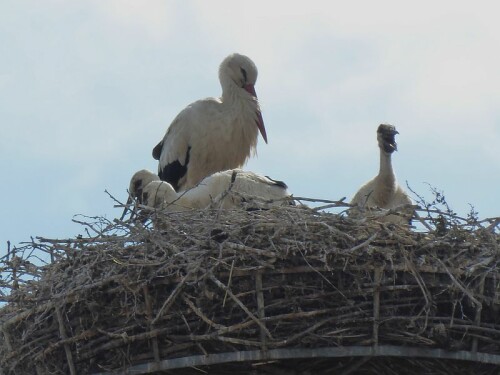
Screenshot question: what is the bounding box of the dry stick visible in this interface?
[274,316,337,347]
[5,240,10,261]
[292,196,347,205]
[413,211,434,231]
[79,327,173,361]
[143,285,161,363]
[297,248,348,301]
[215,316,260,336]
[208,273,273,339]
[223,259,235,308]
[485,217,500,232]
[414,205,469,222]
[119,196,133,221]
[224,242,276,258]
[319,221,356,242]
[436,258,481,307]
[386,330,435,346]
[54,307,76,375]
[152,265,200,325]
[262,308,338,325]
[342,232,378,254]
[170,333,262,347]
[11,245,18,291]
[382,316,500,335]
[36,330,99,360]
[182,295,227,330]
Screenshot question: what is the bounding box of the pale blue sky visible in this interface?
[1,1,499,250]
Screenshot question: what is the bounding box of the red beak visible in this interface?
[244,84,268,144]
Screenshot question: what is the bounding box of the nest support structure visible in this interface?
[1,202,499,374]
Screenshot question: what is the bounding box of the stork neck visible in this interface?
[218,76,260,153]
[378,149,396,184]
[220,78,249,106]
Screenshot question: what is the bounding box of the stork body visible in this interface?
[153,53,267,192]
[350,124,413,224]
[141,169,289,211]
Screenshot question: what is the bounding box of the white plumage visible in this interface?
[152,53,267,192]
[140,169,290,211]
[350,124,413,224]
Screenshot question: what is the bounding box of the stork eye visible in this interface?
[240,68,247,83]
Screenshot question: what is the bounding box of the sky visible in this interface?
[1,1,499,252]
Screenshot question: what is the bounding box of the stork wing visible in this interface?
[152,141,163,160]
[239,171,288,189]
[153,108,193,191]
[158,146,191,191]
[153,98,222,191]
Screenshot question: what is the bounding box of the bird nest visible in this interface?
[1,198,499,375]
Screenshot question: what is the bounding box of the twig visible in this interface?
[342,232,378,254]
[152,265,200,325]
[209,273,273,339]
[223,259,235,307]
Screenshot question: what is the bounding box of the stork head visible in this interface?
[129,169,160,203]
[377,124,399,154]
[219,53,268,143]
[142,181,178,209]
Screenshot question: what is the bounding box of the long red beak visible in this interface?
[244,84,268,144]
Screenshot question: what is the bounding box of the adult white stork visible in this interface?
[350,124,413,225]
[152,53,267,192]
[141,169,290,211]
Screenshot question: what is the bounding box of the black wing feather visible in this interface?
[265,176,288,189]
[158,146,191,192]
[152,141,163,160]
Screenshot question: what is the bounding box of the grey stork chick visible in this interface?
[152,53,267,192]
[141,169,290,212]
[350,124,413,225]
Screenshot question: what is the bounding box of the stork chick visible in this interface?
[152,53,267,192]
[350,124,413,224]
[141,169,290,211]
[129,169,160,204]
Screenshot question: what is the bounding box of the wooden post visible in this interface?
[372,267,383,346]
[55,307,77,375]
[1,327,13,352]
[255,271,267,352]
[472,277,485,353]
[143,285,161,363]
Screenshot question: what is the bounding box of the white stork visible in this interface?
[141,169,290,211]
[350,124,413,225]
[152,53,267,192]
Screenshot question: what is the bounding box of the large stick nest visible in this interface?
[1,199,499,374]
